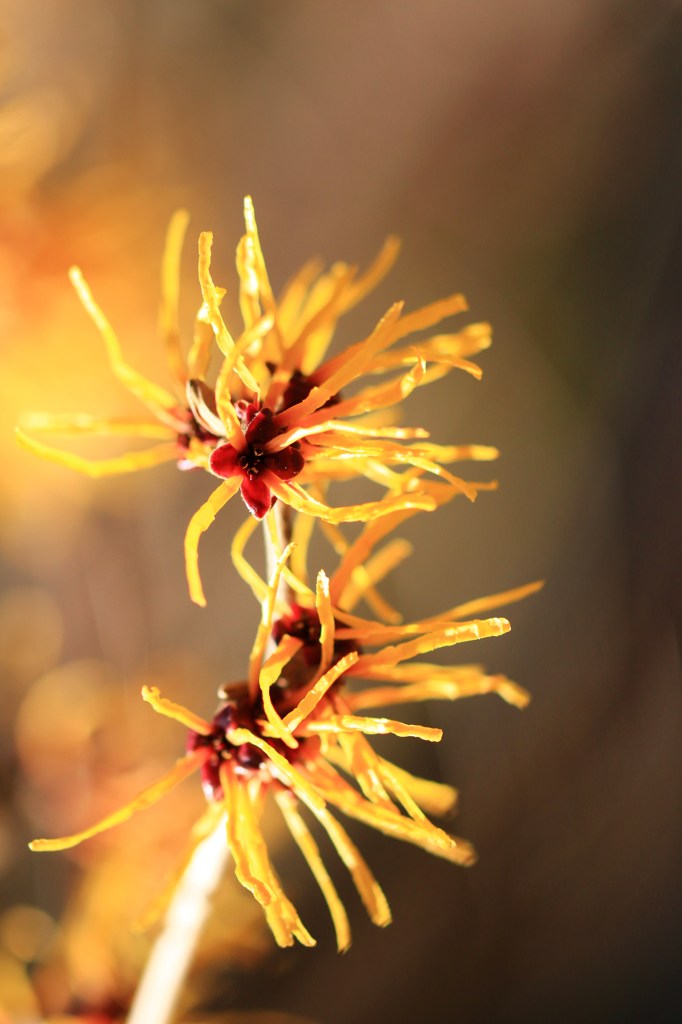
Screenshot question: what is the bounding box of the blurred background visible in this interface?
[1,1,681,1021]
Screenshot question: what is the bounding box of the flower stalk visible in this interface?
[126,822,229,1024]
[126,501,294,1024]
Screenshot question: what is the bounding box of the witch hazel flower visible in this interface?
[15,211,237,478]
[184,198,499,603]
[28,539,538,952]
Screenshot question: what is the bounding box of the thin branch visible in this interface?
[126,823,230,1024]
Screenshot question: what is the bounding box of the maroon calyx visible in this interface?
[186,686,309,801]
[209,403,304,518]
[272,604,361,670]
[280,369,341,412]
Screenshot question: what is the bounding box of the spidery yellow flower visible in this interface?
[16,199,498,606]
[29,538,540,952]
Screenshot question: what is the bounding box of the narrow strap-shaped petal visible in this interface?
[345,680,476,709]
[248,541,295,698]
[333,730,396,810]
[225,770,315,947]
[264,474,436,525]
[337,235,401,314]
[141,685,213,734]
[308,437,480,502]
[282,652,359,733]
[339,538,413,613]
[69,267,177,414]
[275,257,323,337]
[297,360,426,426]
[266,417,427,455]
[265,420,431,454]
[324,746,458,818]
[215,312,273,417]
[16,429,179,478]
[387,292,469,342]
[303,714,442,743]
[304,800,392,928]
[260,635,305,696]
[242,196,276,311]
[187,304,215,380]
[315,570,335,674]
[351,667,531,709]
[257,635,304,749]
[274,788,351,953]
[185,477,242,606]
[19,412,177,440]
[221,764,272,907]
[440,580,545,621]
[227,727,326,813]
[274,302,404,428]
[231,515,269,602]
[197,231,260,397]
[283,264,357,372]
[235,232,262,331]
[29,751,206,852]
[330,508,427,605]
[373,759,428,823]
[290,502,316,585]
[369,323,492,374]
[314,292,467,387]
[160,208,190,388]
[319,520,403,624]
[351,618,511,674]
[308,760,476,865]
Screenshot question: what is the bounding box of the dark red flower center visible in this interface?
[272,604,362,669]
[280,369,341,412]
[209,403,305,518]
[186,685,313,800]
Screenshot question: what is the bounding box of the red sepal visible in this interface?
[240,475,275,518]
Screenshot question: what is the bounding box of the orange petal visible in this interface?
[308,801,392,928]
[352,618,511,673]
[231,515,269,602]
[19,412,177,440]
[275,788,351,952]
[69,267,176,414]
[16,429,179,478]
[227,727,326,812]
[141,685,212,734]
[265,475,436,525]
[304,714,442,743]
[29,751,206,852]
[257,635,304,749]
[248,540,296,697]
[160,209,190,387]
[184,477,242,607]
[282,652,360,733]
[444,580,545,620]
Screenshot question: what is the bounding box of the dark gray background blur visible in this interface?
[2,2,681,1022]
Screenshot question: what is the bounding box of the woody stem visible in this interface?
[125,822,230,1024]
[125,505,292,1024]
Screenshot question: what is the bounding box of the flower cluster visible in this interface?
[24,198,539,951]
[17,199,496,605]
